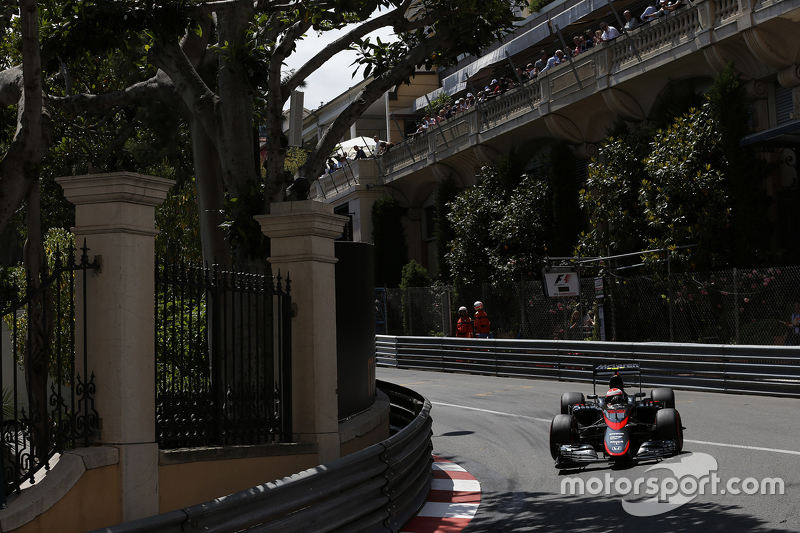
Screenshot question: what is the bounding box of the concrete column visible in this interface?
[255,201,348,464]
[57,172,174,523]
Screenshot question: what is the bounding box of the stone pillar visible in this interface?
[255,201,348,464]
[57,172,174,522]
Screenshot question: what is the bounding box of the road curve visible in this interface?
[379,367,800,533]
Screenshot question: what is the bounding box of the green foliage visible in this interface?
[400,259,431,288]
[220,180,270,265]
[155,177,202,265]
[372,196,408,287]
[446,164,550,285]
[424,93,451,117]
[434,176,459,283]
[284,147,310,177]
[576,124,650,259]
[2,228,77,386]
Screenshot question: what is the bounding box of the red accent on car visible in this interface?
[604,412,629,430]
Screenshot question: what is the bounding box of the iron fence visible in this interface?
[0,242,99,498]
[155,261,292,449]
[380,266,800,345]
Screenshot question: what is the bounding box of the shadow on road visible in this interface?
[466,491,794,533]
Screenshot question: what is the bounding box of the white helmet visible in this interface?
[606,388,625,405]
[474,301,483,310]
[458,306,468,316]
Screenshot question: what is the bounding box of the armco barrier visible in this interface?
[90,380,432,533]
[376,336,800,398]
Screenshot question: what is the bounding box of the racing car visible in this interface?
[549,363,684,469]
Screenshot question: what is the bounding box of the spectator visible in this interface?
[595,30,602,43]
[353,145,367,160]
[444,104,453,119]
[641,0,663,22]
[585,29,596,48]
[526,62,538,78]
[539,49,565,73]
[491,78,501,96]
[477,90,486,103]
[373,134,381,156]
[465,93,475,107]
[438,109,447,123]
[624,10,639,30]
[580,35,592,53]
[599,22,620,42]
[572,35,582,56]
[534,50,548,73]
[515,67,529,82]
[661,0,685,14]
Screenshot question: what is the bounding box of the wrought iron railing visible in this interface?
[0,241,99,498]
[154,261,292,449]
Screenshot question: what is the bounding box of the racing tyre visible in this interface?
[655,408,683,452]
[651,387,675,409]
[550,414,574,459]
[560,392,585,415]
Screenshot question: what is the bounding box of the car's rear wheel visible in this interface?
[561,392,585,414]
[655,408,683,452]
[651,387,675,409]
[550,414,574,459]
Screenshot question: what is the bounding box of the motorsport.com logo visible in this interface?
[560,453,784,516]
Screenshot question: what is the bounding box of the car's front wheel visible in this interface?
[550,414,574,459]
[561,392,585,414]
[655,407,683,452]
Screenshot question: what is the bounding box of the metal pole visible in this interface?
[424,93,452,148]
[553,24,584,91]
[734,267,739,344]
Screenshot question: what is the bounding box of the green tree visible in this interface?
[400,259,431,288]
[372,196,408,287]
[640,104,730,270]
[446,163,550,285]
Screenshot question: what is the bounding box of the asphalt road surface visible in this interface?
[378,367,800,533]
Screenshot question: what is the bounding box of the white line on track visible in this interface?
[432,401,551,423]
[432,401,800,456]
[684,439,800,456]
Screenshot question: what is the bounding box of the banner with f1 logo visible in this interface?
[542,268,580,297]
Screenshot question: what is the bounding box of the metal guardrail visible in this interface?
[376,335,800,398]
[90,380,433,533]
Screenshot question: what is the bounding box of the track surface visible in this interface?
[379,367,800,533]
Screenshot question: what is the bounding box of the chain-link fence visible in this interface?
[379,266,800,345]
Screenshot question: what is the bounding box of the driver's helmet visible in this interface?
[606,388,625,405]
[458,306,468,317]
[474,301,484,310]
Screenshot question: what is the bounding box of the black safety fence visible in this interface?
[380,266,800,345]
[88,380,433,533]
[376,336,800,398]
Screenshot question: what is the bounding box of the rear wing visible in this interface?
[593,363,642,395]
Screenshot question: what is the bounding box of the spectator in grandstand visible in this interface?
[595,29,603,43]
[353,145,367,160]
[572,35,582,56]
[583,30,595,50]
[534,50,548,73]
[526,62,538,78]
[438,109,447,123]
[491,78,502,95]
[661,0,685,14]
[373,134,381,156]
[624,10,639,30]
[540,49,565,73]
[599,22,620,41]
[516,67,529,82]
[641,0,664,22]
[477,90,487,103]
[465,93,475,107]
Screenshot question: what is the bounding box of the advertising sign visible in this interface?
[542,269,580,297]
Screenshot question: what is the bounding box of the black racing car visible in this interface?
[549,364,684,469]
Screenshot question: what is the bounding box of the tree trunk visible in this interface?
[191,119,229,266]
[22,181,52,468]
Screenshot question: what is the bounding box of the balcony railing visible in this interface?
[317,0,758,196]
